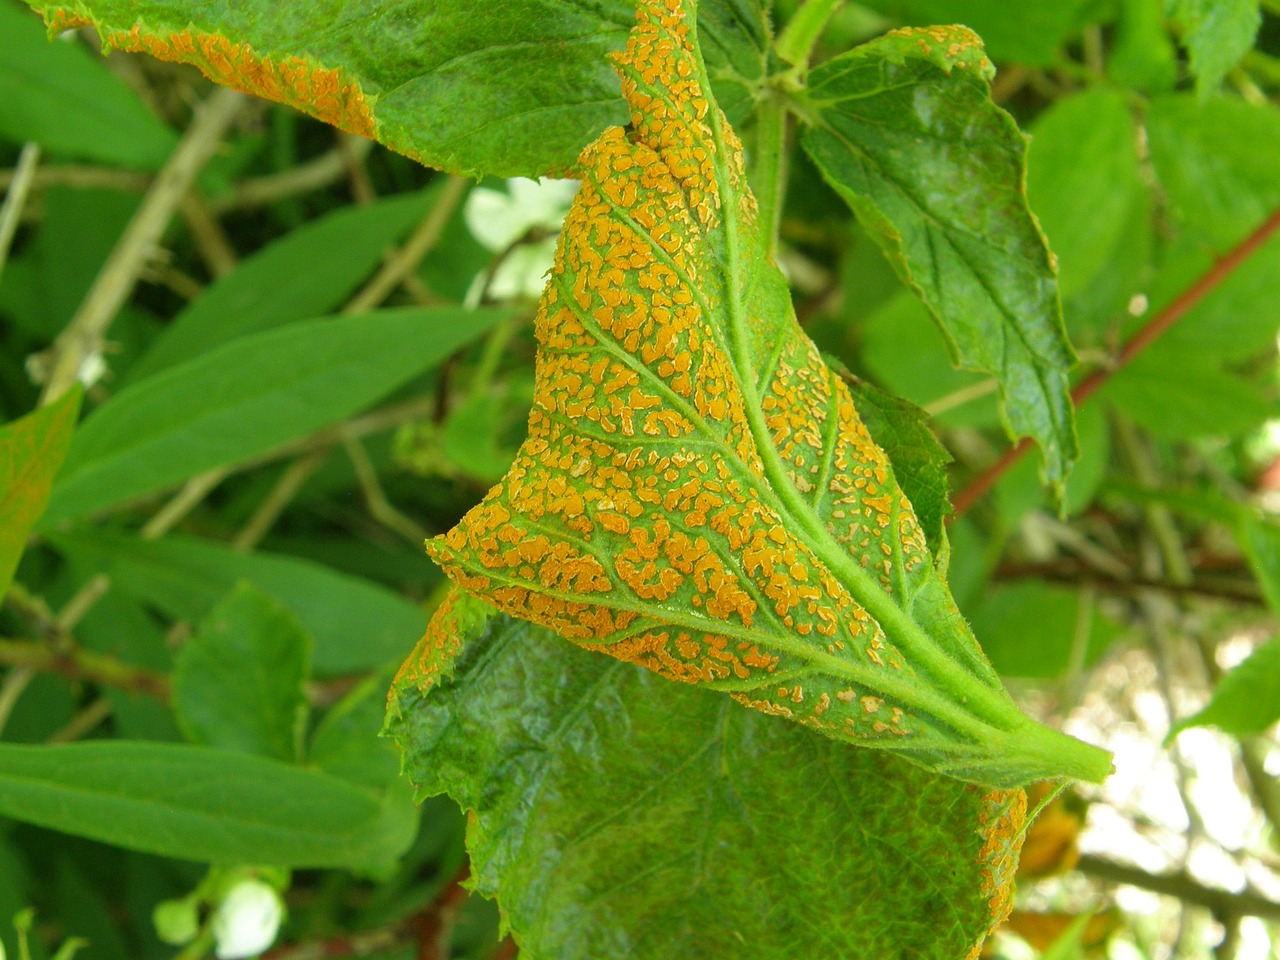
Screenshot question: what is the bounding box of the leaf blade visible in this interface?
[42,306,506,526]
[800,27,1078,487]
[388,591,1027,959]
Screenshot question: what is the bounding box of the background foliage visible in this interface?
[1,0,1280,957]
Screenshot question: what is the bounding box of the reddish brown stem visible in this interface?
[950,206,1280,518]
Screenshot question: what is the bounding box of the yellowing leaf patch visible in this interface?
[427,0,1111,788]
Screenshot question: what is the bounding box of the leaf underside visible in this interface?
[389,590,1026,960]
[425,0,1110,787]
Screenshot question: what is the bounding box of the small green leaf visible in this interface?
[309,672,401,790]
[1170,638,1280,738]
[0,2,176,168]
[801,27,1078,488]
[48,530,426,676]
[1107,0,1178,93]
[0,741,416,872]
[18,0,766,178]
[41,306,507,526]
[0,387,82,598]
[174,583,313,762]
[1168,0,1261,97]
[122,189,445,385]
[387,591,1028,960]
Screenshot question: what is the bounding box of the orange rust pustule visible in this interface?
[43,9,94,32]
[105,26,377,140]
[966,787,1027,959]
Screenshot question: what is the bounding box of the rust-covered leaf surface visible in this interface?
[427,0,1110,788]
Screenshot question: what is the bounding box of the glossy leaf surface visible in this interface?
[427,0,1109,787]
[17,0,765,178]
[800,28,1077,488]
[388,591,1026,960]
[0,387,81,598]
[0,741,416,872]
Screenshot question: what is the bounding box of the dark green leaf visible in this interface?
[1171,638,1280,738]
[387,592,1027,960]
[1168,0,1261,97]
[123,189,444,385]
[174,583,313,762]
[0,1,176,167]
[0,741,416,872]
[19,0,766,178]
[801,27,1077,488]
[0,387,81,598]
[48,530,426,676]
[42,306,506,525]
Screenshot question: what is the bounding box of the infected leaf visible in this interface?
[427,0,1111,788]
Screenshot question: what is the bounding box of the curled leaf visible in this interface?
[427,0,1111,788]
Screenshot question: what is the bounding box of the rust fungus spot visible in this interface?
[105,26,377,139]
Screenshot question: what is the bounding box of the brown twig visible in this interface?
[0,637,171,702]
[1076,853,1280,922]
[951,205,1280,517]
[414,862,472,960]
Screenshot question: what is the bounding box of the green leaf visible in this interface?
[18,0,766,178]
[426,0,1110,787]
[966,582,1119,680]
[1107,0,1177,93]
[1145,95,1280,249]
[123,189,444,385]
[310,672,401,790]
[859,0,1094,65]
[48,530,426,676]
[173,583,313,762]
[41,306,506,526]
[0,387,82,598]
[1025,90,1144,302]
[0,741,416,871]
[801,27,1078,488]
[387,591,1027,960]
[1168,0,1261,97]
[1170,637,1280,738]
[0,1,176,168]
[997,401,1110,523]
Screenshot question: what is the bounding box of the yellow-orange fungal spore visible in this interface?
[105,26,376,139]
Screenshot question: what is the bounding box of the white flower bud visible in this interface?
[211,879,283,959]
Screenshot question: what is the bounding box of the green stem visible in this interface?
[749,97,789,258]
[776,0,844,67]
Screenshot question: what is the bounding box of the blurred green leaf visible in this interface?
[966,582,1119,679]
[309,672,400,791]
[48,531,426,676]
[1146,95,1280,248]
[388,592,1025,959]
[1040,910,1093,960]
[1026,90,1143,301]
[0,741,416,872]
[1107,0,1177,92]
[801,27,1077,488]
[174,583,312,762]
[0,1,176,167]
[1171,637,1280,738]
[122,189,443,385]
[17,0,766,178]
[0,386,82,598]
[41,306,507,525]
[1168,0,1261,97]
[997,401,1110,523]
[858,0,1093,65]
